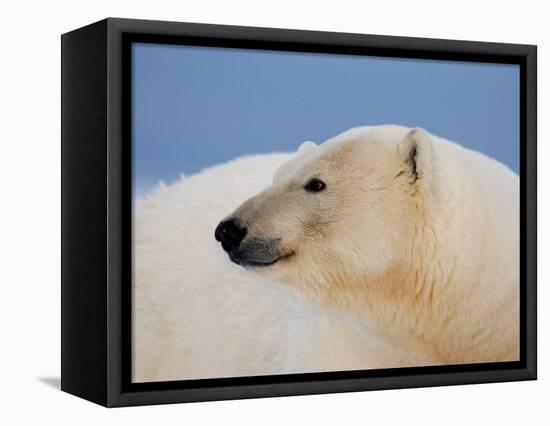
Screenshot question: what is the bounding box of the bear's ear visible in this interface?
[297,140,317,156]
[397,128,432,184]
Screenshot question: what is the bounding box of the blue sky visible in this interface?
[132,43,519,198]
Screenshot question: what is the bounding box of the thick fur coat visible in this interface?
[133,125,519,382]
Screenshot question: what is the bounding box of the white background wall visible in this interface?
[0,0,546,423]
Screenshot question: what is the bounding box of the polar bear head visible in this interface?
[215,125,438,299]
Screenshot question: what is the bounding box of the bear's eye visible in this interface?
[304,178,326,193]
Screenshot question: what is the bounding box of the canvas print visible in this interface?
[131,43,519,383]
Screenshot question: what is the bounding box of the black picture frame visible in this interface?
[61,17,537,407]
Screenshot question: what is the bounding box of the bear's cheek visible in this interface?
[298,207,335,237]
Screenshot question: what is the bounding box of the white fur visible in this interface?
[133,153,428,382]
[133,126,518,382]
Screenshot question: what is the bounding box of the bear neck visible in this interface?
[318,202,511,366]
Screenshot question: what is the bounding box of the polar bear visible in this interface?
[133,125,519,382]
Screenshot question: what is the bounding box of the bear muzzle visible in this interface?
[215,221,292,267]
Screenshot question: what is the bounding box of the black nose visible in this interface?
[215,219,247,252]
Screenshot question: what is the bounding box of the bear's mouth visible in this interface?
[229,250,295,267]
[224,237,294,267]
